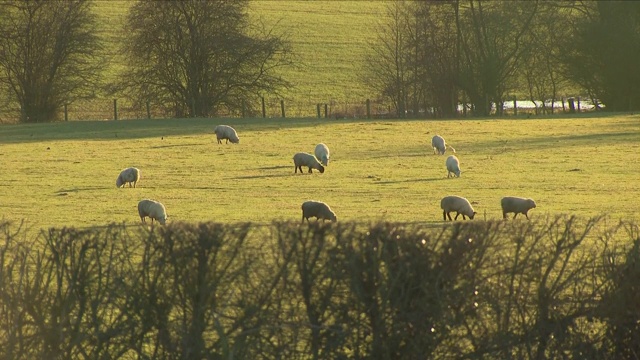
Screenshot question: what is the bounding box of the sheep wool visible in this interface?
[138,199,167,225]
[116,167,140,188]
[314,143,330,166]
[440,195,476,221]
[446,155,461,178]
[432,135,455,155]
[293,152,325,174]
[501,196,537,220]
[214,125,240,144]
[301,200,337,222]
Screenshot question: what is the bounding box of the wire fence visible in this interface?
[0,95,600,124]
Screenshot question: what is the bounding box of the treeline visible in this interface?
[367,1,640,117]
[1,217,639,359]
[2,1,640,123]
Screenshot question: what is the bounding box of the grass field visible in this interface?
[1,114,638,230]
[91,1,388,117]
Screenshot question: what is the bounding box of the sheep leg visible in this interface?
[454,212,461,220]
[308,167,313,173]
[524,212,530,220]
[513,213,518,219]
[461,214,467,220]
[503,212,508,219]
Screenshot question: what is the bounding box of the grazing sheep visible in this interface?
[446,155,461,178]
[214,125,240,144]
[293,152,325,174]
[138,199,167,225]
[440,195,476,221]
[116,167,140,188]
[314,143,330,166]
[432,135,456,155]
[501,196,537,220]
[301,200,337,222]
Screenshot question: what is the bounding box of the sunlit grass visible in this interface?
[92,1,388,117]
[0,114,638,229]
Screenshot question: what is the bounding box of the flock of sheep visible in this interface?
[117,124,536,225]
[432,135,537,221]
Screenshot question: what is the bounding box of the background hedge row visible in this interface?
[1,217,639,359]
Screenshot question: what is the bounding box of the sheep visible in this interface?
[314,143,330,166]
[440,195,476,221]
[431,135,456,155]
[293,152,325,174]
[301,200,337,223]
[446,155,461,178]
[137,199,167,225]
[214,125,240,144]
[501,196,537,220]
[116,167,140,188]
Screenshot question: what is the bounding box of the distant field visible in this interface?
[92,1,388,117]
[1,114,638,230]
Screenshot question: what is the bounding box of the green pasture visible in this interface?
[92,1,386,113]
[0,114,638,230]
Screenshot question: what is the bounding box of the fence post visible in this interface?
[113,99,118,121]
[261,97,266,118]
[577,96,581,112]
[513,95,517,116]
[567,97,576,113]
[64,104,68,121]
[146,100,151,119]
[280,99,285,118]
[324,103,328,118]
[366,99,371,119]
[316,103,321,118]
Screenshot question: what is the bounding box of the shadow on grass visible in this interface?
[228,173,293,180]
[472,131,638,154]
[375,177,443,185]
[150,143,202,149]
[1,113,636,144]
[252,165,291,171]
[55,186,112,194]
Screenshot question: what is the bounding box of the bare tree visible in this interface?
[456,0,539,116]
[364,1,412,118]
[121,0,292,118]
[0,1,103,123]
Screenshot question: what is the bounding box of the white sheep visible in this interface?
[293,152,325,174]
[446,155,461,178]
[501,196,537,220]
[116,167,140,188]
[440,195,476,221]
[314,143,330,166]
[301,200,337,222]
[432,135,455,155]
[137,199,167,225]
[214,125,240,144]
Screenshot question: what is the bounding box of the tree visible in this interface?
[0,1,103,123]
[122,0,292,118]
[519,2,574,115]
[365,1,412,118]
[562,1,640,111]
[456,0,539,116]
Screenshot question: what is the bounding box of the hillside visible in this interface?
[92,0,389,118]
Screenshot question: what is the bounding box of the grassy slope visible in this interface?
[92,1,387,117]
[1,115,638,229]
